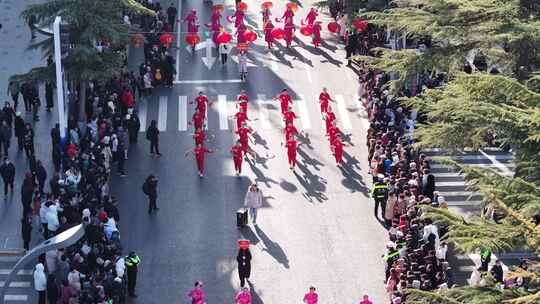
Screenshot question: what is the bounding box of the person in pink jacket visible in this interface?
[359,294,373,304]
[235,287,252,304]
[187,281,206,304]
[303,286,318,304]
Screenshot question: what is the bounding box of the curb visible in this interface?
[0,248,26,257]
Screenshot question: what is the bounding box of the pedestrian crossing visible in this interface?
[138,93,362,133]
[0,255,35,302]
[424,148,515,213]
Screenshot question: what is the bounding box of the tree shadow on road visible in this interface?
[254,224,290,269]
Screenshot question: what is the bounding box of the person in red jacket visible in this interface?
[192,127,208,146]
[236,122,254,155]
[285,135,301,170]
[236,90,249,113]
[327,122,342,143]
[185,144,215,177]
[191,91,213,118]
[331,135,346,166]
[282,106,298,126]
[323,106,336,135]
[283,121,298,143]
[121,87,135,111]
[318,87,334,114]
[232,107,250,131]
[190,109,205,130]
[275,89,292,115]
[230,140,244,176]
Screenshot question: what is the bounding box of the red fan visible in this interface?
[185,33,200,46]
[237,2,248,11]
[271,28,285,40]
[286,2,298,12]
[216,31,232,44]
[327,21,340,33]
[352,18,368,32]
[213,4,224,11]
[261,1,273,9]
[159,33,174,45]
[243,30,258,42]
[300,25,313,36]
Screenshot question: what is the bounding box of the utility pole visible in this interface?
[53,16,68,143]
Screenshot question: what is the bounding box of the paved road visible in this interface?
[114,0,387,303]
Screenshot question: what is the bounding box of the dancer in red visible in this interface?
[284,22,295,48]
[183,9,199,34]
[262,6,271,24]
[283,121,298,142]
[285,136,301,170]
[331,135,346,166]
[264,19,275,49]
[230,140,244,176]
[312,21,322,48]
[192,127,205,145]
[323,106,337,135]
[209,8,222,44]
[236,90,249,113]
[232,107,250,130]
[319,87,334,114]
[236,23,247,44]
[304,8,318,26]
[185,144,215,177]
[276,89,292,115]
[327,122,343,143]
[236,122,254,155]
[190,109,205,130]
[281,6,294,25]
[283,106,298,126]
[191,91,213,117]
[232,7,245,28]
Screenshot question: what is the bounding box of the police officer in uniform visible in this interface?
[371,174,389,219]
[125,251,141,297]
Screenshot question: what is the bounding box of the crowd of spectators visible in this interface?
[357,63,455,303]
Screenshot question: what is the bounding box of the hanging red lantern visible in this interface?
[130,33,144,48]
[185,33,200,46]
[243,30,257,42]
[352,18,368,32]
[300,25,313,36]
[237,2,248,11]
[271,28,285,40]
[261,1,273,9]
[160,33,174,46]
[216,31,232,44]
[327,21,340,33]
[286,2,298,12]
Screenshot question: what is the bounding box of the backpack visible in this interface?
[142,180,149,195]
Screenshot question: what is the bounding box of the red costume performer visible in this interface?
[284,23,295,48]
[236,125,252,153]
[318,89,333,113]
[236,23,247,44]
[193,145,213,176]
[324,110,336,135]
[285,138,299,169]
[234,109,249,130]
[233,9,245,28]
[192,110,205,130]
[184,9,199,34]
[262,8,271,24]
[236,91,249,113]
[231,142,244,175]
[312,21,322,47]
[210,10,222,44]
[305,8,318,26]
[264,20,275,49]
[283,109,297,126]
[282,8,294,25]
[331,138,345,165]
[193,128,205,145]
[194,93,210,116]
[277,90,292,115]
[284,123,298,142]
[327,124,342,144]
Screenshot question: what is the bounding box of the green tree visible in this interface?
[14,0,153,117]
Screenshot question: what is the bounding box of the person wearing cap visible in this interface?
[303,286,318,304]
[371,174,389,219]
[125,251,141,297]
[237,246,252,287]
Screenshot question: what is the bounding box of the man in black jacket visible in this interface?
[0,157,15,196]
[14,113,25,151]
[35,160,47,194]
[143,175,159,214]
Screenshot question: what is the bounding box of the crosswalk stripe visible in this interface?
[435,154,514,161]
[335,95,352,130]
[0,281,31,288]
[438,191,480,197]
[0,270,32,275]
[447,200,482,207]
[178,96,187,131]
[218,95,229,130]
[256,95,271,130]
[431,163,515,170]
[437,181,467,187]
[434,172,513,178]
[296,95,311,129]
[3,295,28,301]
[158,96,168,131]
[138,100,147,133]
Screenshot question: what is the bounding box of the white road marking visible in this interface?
[436,181,467,187]
[271,60,279,72]
[335,95,352,130]
[0,269,32,275]
[158,96,168,131]
[178,96,187,131]
[430,163,515,170]
[256,94,271,130]
[218,95,229,130]
[296,95,311,129]
[138,100,147,133]
[3,295,28,301]
[0,281,31,288]
[173,79,243,84]
[447,200,482,206]
[305,65,312,83]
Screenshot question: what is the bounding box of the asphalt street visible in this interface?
[114,0,388,303]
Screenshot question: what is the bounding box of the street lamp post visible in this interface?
[53,16,67,143]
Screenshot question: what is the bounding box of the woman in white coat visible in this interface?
[33,263,47,304]
[244,183,263,224]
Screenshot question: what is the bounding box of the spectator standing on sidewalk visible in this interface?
[7,80,20,109]
[33,263,46,304]
[0,157,15,197]
[14,112,25,150]
[303,286,318,304]
[21,215,32,250]
[143,175,159,214]
[237,247,252,287]
[244,183,263,224]
[220,43,230,65]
